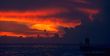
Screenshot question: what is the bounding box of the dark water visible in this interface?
[0,44,83,56]
[0,44,109,56]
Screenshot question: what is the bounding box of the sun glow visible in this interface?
[31,24,58,32]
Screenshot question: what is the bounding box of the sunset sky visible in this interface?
[0,0,101,37]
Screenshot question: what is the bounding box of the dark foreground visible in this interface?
[0,44,110,56]
[0,44,81,56]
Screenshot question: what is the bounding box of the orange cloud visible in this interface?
[0,9,81,37]
[0,8,68,17]
[0,32,26,37]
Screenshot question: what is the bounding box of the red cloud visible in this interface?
[0,8,81,37]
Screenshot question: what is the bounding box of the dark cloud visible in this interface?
[0,0,99,10]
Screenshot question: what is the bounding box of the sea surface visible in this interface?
[0,44,83,56]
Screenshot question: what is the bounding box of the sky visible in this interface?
[0,0,102,37]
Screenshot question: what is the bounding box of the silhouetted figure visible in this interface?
[84,37,90,47]
[80,37,92,56]
[44,29,49,37]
